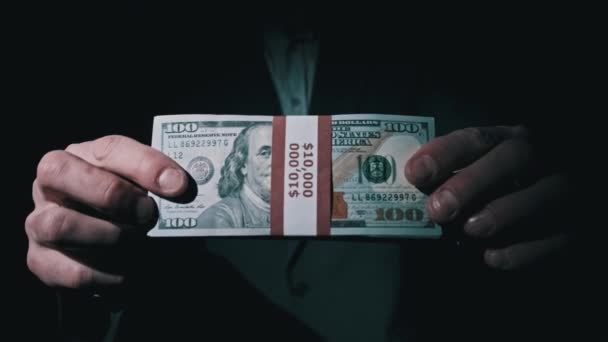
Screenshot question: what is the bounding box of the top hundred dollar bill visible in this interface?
[148,114,440,238]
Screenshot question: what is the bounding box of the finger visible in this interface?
[405,126,528,187]
[464,175,568,237]
[33,178,66,208]
[27,242,124,289]
[484,234,570,270]
[25,203,140,247]
[37,150,156,224]
[426,137,533,223]
[66,135,187,197]
[32,179,44,207]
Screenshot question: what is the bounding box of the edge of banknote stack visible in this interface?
[148,114,441,238]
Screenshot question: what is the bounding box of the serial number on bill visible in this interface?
[165,139,230,149]
[350,192,419,202]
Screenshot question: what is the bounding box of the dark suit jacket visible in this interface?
[16,13,594,342]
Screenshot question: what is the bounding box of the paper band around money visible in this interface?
[270,116,331,236]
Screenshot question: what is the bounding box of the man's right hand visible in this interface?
[25,135,188,290]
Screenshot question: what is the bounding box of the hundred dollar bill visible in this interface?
[147,114,440,238]
[330,114,439,237]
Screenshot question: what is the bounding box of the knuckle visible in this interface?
[462,127,483,139]
[463,127,501,149]
[458,127,481,144]
[67,264,94,289]
[446,174,470,200]
[24,211,39,240]
[36,207,69,244]
[32,179,39,200]
[26,244,54,288]
[80,160,99,179]
[26,246,40,276]
[503,138,534,165]
[92,135,124,163]
[100,178,126,209]
[37,150,69,185]
[65,143,79,153]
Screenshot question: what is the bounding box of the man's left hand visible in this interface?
[405,125,573,270]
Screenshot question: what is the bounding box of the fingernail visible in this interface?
[136,197,156,224]
[430,189,459,221]
[407,155,436,186]
[464,210,494,237]
[158,168,185,194]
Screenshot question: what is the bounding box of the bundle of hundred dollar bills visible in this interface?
[148,114,441,238]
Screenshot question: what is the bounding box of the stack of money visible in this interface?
[148,114,440,238]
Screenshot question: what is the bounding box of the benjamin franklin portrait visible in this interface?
[197,122,272,228]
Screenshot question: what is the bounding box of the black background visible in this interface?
[7,3,602,341]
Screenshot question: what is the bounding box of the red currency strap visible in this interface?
[316,115,331,236]
[270,115,332,236]
[270,116,286,236]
